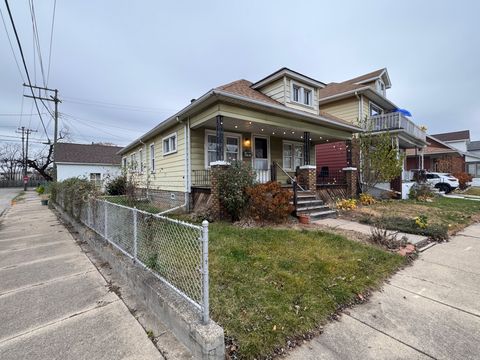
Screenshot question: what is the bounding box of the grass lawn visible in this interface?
[343,196,480,234]
[461,187,480,196]
[208,223,404,358]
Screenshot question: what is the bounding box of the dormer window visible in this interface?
[291,82,313,106]
[376,79,386,96]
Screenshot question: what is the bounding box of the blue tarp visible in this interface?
[395,108,412,117]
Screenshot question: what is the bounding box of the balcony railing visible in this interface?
[367,112,426,142]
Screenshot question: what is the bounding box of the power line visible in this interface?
[29,0,47,87]
[61,112,147,133]
[0,113,49,116]
[46,0,56,85]
[0,6,24,82]
[4,0,50,142]
[60,114,132,140]
[62,96,175,113]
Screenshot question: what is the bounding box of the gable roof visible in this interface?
[431,130,470,142]
[343,68,389,86]
[468,140,480,151]
[251,67,326,89]
[56,143,123,165]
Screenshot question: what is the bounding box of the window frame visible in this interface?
[149,143,155,173]
[89,173,102,187]
[290,81,315,107]
[122,157,127,169]
[139,149,144,173]
[130,152,137,172]
[204,130,242,169]
[282,140,304,171]
[162,132,177,156]
[369,101,384,117]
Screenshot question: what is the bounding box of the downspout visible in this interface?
[159,117,189,215]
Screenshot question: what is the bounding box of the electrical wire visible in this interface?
[29,0,47,87]
[0,6,24,82]
[46,0,56,85]
[62,97,175,113]
[4,0,50,142]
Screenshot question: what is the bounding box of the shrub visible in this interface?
[246,182,294,223]
[414,215,428,229]
[105,175,127,195]
[336,198,357,210]
[215,161,256,221]
[453,172,473,190]
[359,193,376,205]
[36,184,45,194]
[409,183,435,201]
[50,178,99,219]
[369,224,407,249]
[360,215,448,241]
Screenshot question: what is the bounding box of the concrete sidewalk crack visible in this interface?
[388,283,480,319]
[346,313,438,360]
[0,299,120,346]
[420,259,480,276]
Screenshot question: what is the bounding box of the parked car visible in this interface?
[425,172,459,193]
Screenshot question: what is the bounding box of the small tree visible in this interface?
[215,161,255,221]
[358,117,405,193]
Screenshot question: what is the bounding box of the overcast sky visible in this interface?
[1,0,479,151]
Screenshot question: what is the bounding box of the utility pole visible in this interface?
[16,126,25,179]
[23,84,61,180]
[16,127,37,190]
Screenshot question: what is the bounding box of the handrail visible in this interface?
[272,161,306,191]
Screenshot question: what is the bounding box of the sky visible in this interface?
[1,0,479,152]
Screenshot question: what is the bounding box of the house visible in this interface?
[430,130,480,178]
[56,143,123,186]
[119,68,361,215]
[315,68,428,196]
[405,135,466,175]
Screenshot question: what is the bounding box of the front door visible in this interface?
[253,136,269,182]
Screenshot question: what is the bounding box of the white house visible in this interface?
[56,143,123,186]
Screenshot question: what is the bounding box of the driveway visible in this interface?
[0,188,21,216]
[286,223,480,360]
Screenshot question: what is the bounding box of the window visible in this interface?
[150,143,155,172]
[122,157,127,169]
[130,153,137,171]
[89,173,102,187]
[369,102,383,117]
[282,141,303,171]
[291,82,314,106]
[205,132,242,167]
[139,149,144,173]
[376,80,386,96]
[163,133,177,155]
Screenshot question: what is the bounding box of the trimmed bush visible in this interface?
[105,175,127,196]
[453,172,473,190]
[246,182,294,223]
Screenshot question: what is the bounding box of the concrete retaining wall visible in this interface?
[52,203,225,360]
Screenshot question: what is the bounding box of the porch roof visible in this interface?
[120,85,362,154]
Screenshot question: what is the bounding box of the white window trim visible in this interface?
[369,101,384,117]
[149,142,155,173]
[204,130,242,169]
[290,80,315,108]
[139,149,144,173]
[162,132,177,156]
[122,157,127,169]
[376,79,386,96]
[130,152,137,172]
[282,140,304,171]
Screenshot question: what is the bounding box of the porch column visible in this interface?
[216,115,224,161]
[343,166,358,198]
[303,132,311,165]
[345,139,353,167]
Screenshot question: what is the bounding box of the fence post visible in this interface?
[201,220,209,325]
[133,207,138,261]
[87,199,91,227]
[104,200,108,240]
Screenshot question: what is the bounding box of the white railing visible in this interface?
[368,112,426,142]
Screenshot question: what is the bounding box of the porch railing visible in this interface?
[192,170,211,187]
[367,112,426,142]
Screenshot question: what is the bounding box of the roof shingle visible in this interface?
[56,143,123,165]
[431,130,470,142]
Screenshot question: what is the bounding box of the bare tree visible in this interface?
[0,143,23,180]
[27,127,71,181]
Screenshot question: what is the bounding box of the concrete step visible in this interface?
[307,209,337,219]
[296,204,330,212]
[291,199,324,206]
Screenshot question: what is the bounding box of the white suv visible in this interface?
[425,172,460,193]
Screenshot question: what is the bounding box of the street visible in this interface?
[0,188,21,216]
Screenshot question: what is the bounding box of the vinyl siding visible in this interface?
[257,78,285,104]
[316,142,348,177]
[321,98,360,124]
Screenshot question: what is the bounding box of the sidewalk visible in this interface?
[312,218,428,246]
[0,191,164,360]
[286,222,480,360]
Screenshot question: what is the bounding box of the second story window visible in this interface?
[369,102,383,117]
[291,83,313,107]
[163,133,177,155]
[376,80,386,96]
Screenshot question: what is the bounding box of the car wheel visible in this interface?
[439,184,451,193]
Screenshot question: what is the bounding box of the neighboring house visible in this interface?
[56,143,123,186]
[316,68,428,195]
[431,130,480,178]
[405,135,466,175]
[119,67,361,212]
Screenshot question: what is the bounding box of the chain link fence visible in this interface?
[55,193,209,323]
